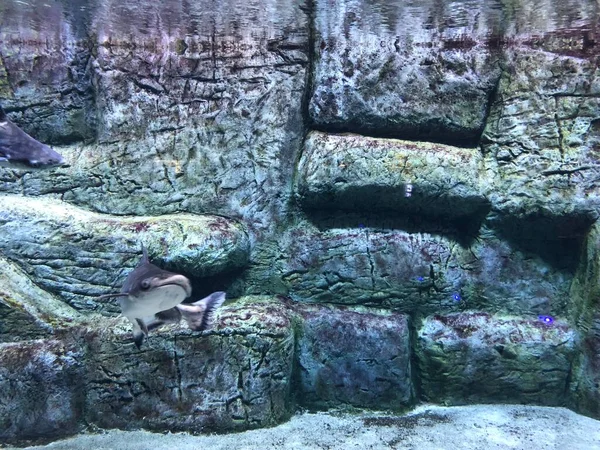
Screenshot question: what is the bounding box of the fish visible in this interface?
[99,245,226,348]
[0,104,66,168]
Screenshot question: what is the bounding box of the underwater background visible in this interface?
[1,0,600,447]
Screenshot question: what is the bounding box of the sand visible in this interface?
[6,404,600,450]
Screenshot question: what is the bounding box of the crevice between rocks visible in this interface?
[173,337,183,402]
[363,228,376,291]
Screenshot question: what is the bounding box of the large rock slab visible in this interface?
[0,339,85,445]
[276,221,573,318]
[295,304,413,410]
[0,194,250,312]
[0,255,83,342]
[296,131,489,231]
[83,297,295,433]
[417,312,579,406]
[480,9,600,221]
[309,0,503,145]
[480,39,600,269]
[91,0,308,142]
[0,0,309,236]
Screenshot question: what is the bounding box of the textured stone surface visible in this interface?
[295,304,413,410]
[277,221,572,317]
[417,313,579,405]
[83,297,294,433]
[0,2,96,144]
[481,27,600,222]
[0,194,250,312]
[568,224,600,417]
[297,132,489,227]
[0,255,82,341]
[0,0,309,239]
[1,0,600,441]
[309,0,503,145]
[0,339,85,444]
[92,0,308,143]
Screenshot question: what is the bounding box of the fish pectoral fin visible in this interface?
[131,318,149,349]
[133,331,145,349]
[147,308,182,332]
[135,318,149,335]
[177,291,226,332]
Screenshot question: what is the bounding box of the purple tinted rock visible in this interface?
[310,0,503,145]
[295,304,413,410]
[0,339,85,445]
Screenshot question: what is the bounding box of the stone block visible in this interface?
[297,132,489,225]
[295,304,413,410]
[0,339,85,444]
[417,312,579,405]
[309,0,502,145]
[0,194,250,313]
[83,297,295,433]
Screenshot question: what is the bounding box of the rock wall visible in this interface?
[1,0,600,445]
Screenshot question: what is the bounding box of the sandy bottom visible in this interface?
[8,404,600,450]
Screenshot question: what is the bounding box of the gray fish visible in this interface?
[0,105,65,168]
[100,246,226,348]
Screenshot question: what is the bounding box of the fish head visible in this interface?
[124,264,192,299]
[119,254,192,317]
[0,107,66,168]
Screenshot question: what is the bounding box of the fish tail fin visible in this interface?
[177,291,226,332]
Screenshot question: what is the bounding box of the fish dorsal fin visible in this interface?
[139,243,149,266]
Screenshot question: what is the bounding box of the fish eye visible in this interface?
[140,279,151,290]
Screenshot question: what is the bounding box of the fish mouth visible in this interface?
[153,274,192,298]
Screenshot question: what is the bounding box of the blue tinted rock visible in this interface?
[295,304,413,410]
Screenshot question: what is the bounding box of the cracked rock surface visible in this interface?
[83,297,295,435]
[309,0,504,146]
[295,304,413,410]
[276,221,573,317]
[0,340,85,444]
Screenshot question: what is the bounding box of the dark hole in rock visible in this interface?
[488,210,597,272]
[311,114,485,148]
[184,266,247,303]
[303,202,490,248]
[590,118,600,133]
